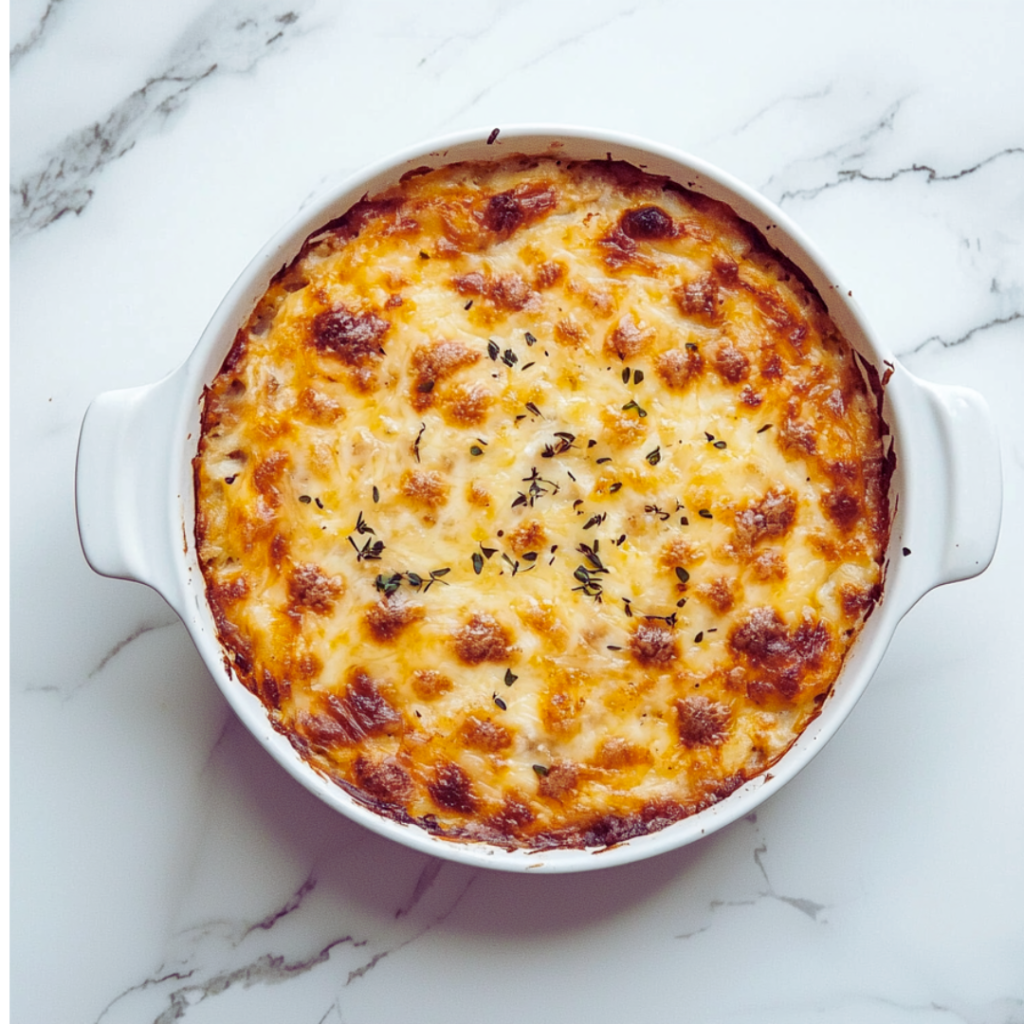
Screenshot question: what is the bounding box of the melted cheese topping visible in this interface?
[194,157,891,849]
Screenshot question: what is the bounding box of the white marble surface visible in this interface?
[10,1,1024,1021]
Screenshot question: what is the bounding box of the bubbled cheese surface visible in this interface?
[194,157,891,849]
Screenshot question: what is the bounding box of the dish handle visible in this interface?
[895,371,1002,611]
[75,370,190,603]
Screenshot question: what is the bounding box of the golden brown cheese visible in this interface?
[194,156,892,850]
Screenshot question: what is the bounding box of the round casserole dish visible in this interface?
[75,126,1002,873]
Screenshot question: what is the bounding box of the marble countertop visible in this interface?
[10,2,1024,1021]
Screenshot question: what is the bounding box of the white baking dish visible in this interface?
[75,126,1002,873]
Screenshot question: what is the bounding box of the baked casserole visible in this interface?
[194,156,892,849]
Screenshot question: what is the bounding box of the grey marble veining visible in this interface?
[12,1,313,237]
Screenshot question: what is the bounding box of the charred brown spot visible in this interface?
[751,549,787,581]
[443,381,492,426]
[296,654,321,679]
[451,271,487,295]
[604,314,653,360]
[311,306,389,365]
[697,576,737,615]
[490,273,534,311]
[827,459,860,482]
[620,205,675,239]
[428,760,478,814]
[534,260,566,289]
[252,450,289,504]
[674,273,719,322]
[454,613,512,664]
[435,237,463,259]
[467,482,491,507]
[634,801,687,840]
[438,200,489,252]
[484,184,556,235]
[302,671,401,747]
[554,317,588,346]
[659,537,703,569]
[459,714,512,752]
[741,385,763,407]
[755,289,791,325]
[730,608,831,702]
[584,287,615,318]
[211,575,249,606]
[577,813,651,849]
[676,696,731,747]
[655,346,703,390]
[410,340,480,411]
[712,256,739,283]
[755,289,807,348]
[410,669,453,699]
[400,469,449,508]
[298,387,342,424]
[692,771,747,811]
[541,688,585,736]
[537,760,579,800]
[354,755,412,803]
[289,563,343,614]
[240,493,277,549]
[822,488,861,531]
[825,387,846,418]
[487,795,535,834]
[840,582,881,619]
[412,339,480,381]
[349,365,378,394]
[508,519,546,557]
[629,623,678,667]
[399,165,433,182]
[485,191,525,233]
[514,184,557,218]
[518,602,568,649]
[258,671,290,711]
[365,597,423,642]
[730,607,791,667]
[779,410,818,455]
[760,350,784,379]
[334,671,402,738]
[325,196,403,241]
[711,341,750,384]
[594,737,651,770]
[865,447,897,538]
[733,488,797,553]
[598,227,637,268]
[451,270,536,311]
[809,533,839,561]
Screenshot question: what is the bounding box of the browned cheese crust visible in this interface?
[194,157,893,850]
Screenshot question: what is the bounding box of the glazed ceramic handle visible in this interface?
[893,369,1002,614]
[926,379,1002,584]
[75,370,189,605]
